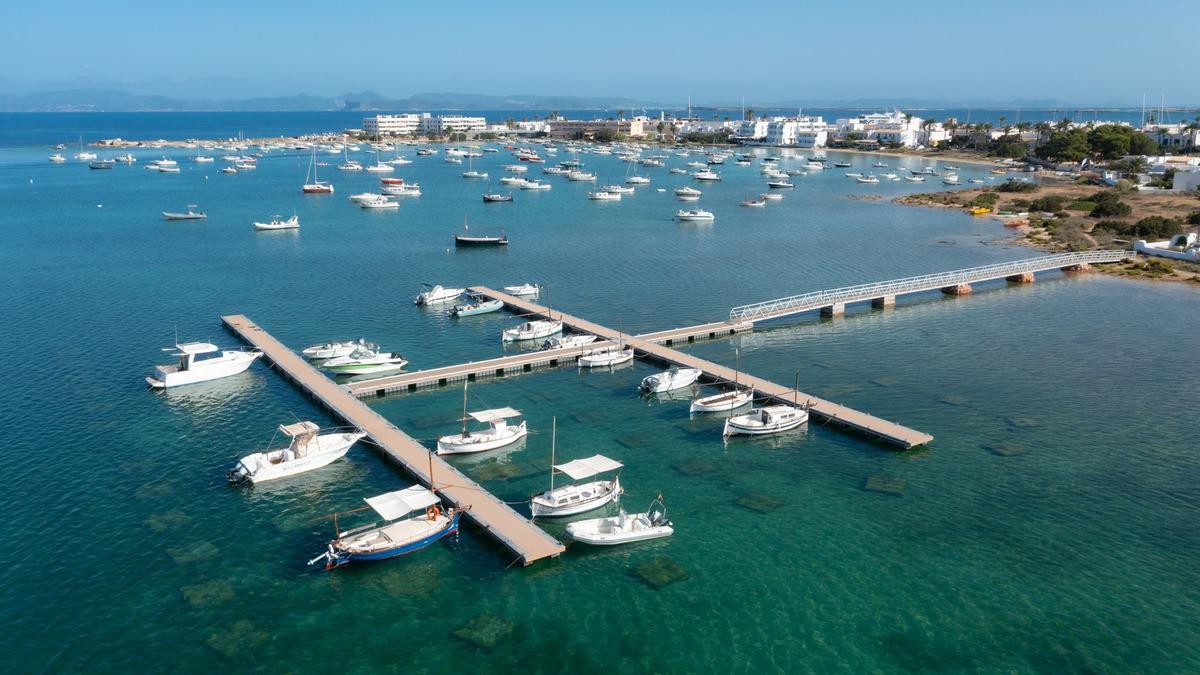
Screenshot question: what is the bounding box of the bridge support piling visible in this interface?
[820,302,846,317]
[871,295,896,309]
[1061,263,1092,273]
[942,283,973,296]
[1006,271,1035,283]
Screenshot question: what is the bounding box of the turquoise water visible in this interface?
[2,139,1198,673]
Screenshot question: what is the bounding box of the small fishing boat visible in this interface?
[227,421,366,484]
[301,339,365,360]
[321,344,408,375]
[904,175,926,183]
[639,367,702,394]
[942,174,961,185]
[414,284,465,306]
[254,215,299,230]
[520,180,552,190]
[451,296,503,317]
[482,192,513,202]
[675,209,715,221]
[766,180,794,189]
[691,169,721,181]
[48,153,66,163]
[360,196,398,209]
[502,319,563,342]
[162,206,206,220]
[504,164,528,173]
[498,176,527,186]
[588,191,621,201]
[760,192,783,201]
[89,159,115,169]
[804,161,826,171]
[912,167,938,176]
[220,165,238,174]
[690,388,753,413]
[308,485,460,570]
[146,341,262,389]
[873,161,889,168]
[157,165,181,174]
[530,419,623,518]
[740,197,767,207]
[436,384,527,455]
[541,334,597,350]
[454,230,508,247]
[602,184,635,194]
[566,496,674,546]
[568,170,597,181]
[503,283,540,297]
[723,403,809,437]
[578,345,634,367]
[855,175,880,184]
[833,161,852,168]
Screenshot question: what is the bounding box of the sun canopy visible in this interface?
[469,407,521,423]
[279,421,319,437]
[553,454,623,481]
[364,486,440,521]
[174,342,218,355]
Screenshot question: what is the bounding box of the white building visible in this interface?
[1145,123,1200,150]
[419,115,488,134]
[762,117,828,147]
[362,113,424,136]
[731,119,769,141]
[1173,165,1200,191]
[835,111,927,147]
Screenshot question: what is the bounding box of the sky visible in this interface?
[2,0,1197,106]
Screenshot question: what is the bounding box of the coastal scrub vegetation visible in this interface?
[996,179,1039,193]
[1095,216,1182,239]
[1036,124,1159,162]
[1088,191,1132,218]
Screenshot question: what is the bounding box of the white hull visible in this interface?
[640,368,702,394]
[437,421,527,455]
[502,321,562,342]
[233,432,365,483]
[531,479,621,518]
[301,341,361,360]
[578,348,634,368]
[566,509,673,545]
[690,389,753,413]
[147,351,261,388]
[723,406,809,436]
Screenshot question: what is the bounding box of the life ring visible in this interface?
[426,505,440,520]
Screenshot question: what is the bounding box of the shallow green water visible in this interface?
[1,142,1197,673]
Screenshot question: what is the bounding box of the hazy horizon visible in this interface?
[4,0,1198,108]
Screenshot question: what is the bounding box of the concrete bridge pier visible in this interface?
[871,295,896,309]
[820,303,846,317]
[1061,263,1092,273]
[942,283,973,296]
[1006,271,1035,283]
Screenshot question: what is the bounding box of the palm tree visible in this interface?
[1125,156,1148,175]
[1055,118,1072,132]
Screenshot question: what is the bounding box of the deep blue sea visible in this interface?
[1,116,1198,673]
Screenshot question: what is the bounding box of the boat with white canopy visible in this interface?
[308,485,460,570]
[146,341,262,389]
[227,421,366,484]
[639,367,702,394]
[530,419,623,518]
[502,319,562,342]
[254,215,299,230]
[436,384,528,455]
[566,495,674,546]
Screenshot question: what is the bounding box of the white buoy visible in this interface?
[97,204,103,208]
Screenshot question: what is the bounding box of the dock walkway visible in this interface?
[469,288,934,449]
[222,314,565,566]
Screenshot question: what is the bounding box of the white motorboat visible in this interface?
[228,421,366,484]
[530,421,623,518]
[674,186,702,197]
[675,209,715,221]
[301,339,364,360]
[691,169,721,181]
[499,176,528,186]
[220,166,238,174]
[741,198,767,208]
[566,496,674,546]
[904,175,926,182]
[382,183,422,196]
[603,184,635,194]
[723,404,809,437]
[146,341,262,389]
[942,174,961,185]
[578,346,634,368]
[157,165,181,174]
[761,192,783,201]
[541,334,598,350]
[436,385,528,455]
[873,161,889,168]
[49,153,66,163]
[366,162,394,173]
[504,164,528,173]
[254,215,299,230]
[414,284,465,306]
[855,175,880,184]
[502,319,563,342]
[670,167,688,174]
[767,180,794,189]
[805,161,826,171]
[503,283,540,297]
[588,190,621,201]
[348,192,383,204]
[625,175,651,185]
[462,170,488,179]
[162,207,206,220]
[639,367,702,394]
[568,171,597,181]
[520,179,551,190]
[360,196,398,209]
[321,345,408,375]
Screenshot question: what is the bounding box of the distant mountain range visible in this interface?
[0,89,1189,113]
[0,89,663,113]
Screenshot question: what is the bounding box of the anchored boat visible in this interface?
[530,419,623,518]
[414,284,465,306]
[146,341,261,389]
[228,421,366,484]
[301,339,365,360]
[308,485,461,570]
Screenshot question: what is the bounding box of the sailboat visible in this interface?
[723,373,811,437]
[578,328,634,367]
[462,153,487,179]
[435,383,528,455]
[302,147,334,193]
[529,418,623,518]
[690,348,754,413]
[74,136,96,161]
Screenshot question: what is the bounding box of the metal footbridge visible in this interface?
[728,251,1131,323]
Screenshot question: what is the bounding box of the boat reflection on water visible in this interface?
[156,371,265,414]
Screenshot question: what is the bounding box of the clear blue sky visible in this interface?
[3,0,1196,105]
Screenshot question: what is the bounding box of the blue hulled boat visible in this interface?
[309,485,461,570]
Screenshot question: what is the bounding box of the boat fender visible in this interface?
[426,505,441,520]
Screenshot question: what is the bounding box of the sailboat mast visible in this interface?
[549,417,557,491]
[461,382,469,438]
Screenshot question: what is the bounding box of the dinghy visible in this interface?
[228,422,366,484]
[566,496,674,546]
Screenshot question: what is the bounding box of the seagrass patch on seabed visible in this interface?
[205,620,268,660]
[938,394,969,407]
[864,475,907,496]
[452,613,514,649]
[181,579,235,608]
[672,458,719,476]
[987,442,1028,457]
[167,540,219,565]
[146,509,192,532]
[630,556,690,589]
[735,492,784,513]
